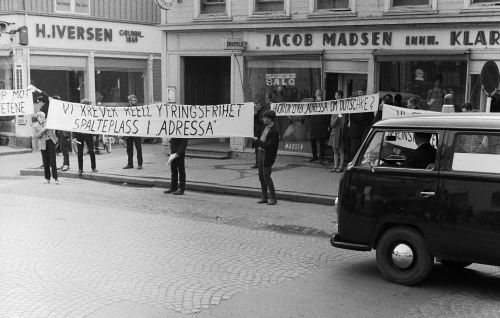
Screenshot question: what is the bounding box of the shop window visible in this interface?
[244,58,321,154]
[469,0,500,4]
[196,0,228,16]
[95,71,144,105]
[378,60,467,111]
[464,0,500,9]
[54,0,90,15]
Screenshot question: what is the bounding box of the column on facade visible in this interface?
[229,53,246,151]
[147,54,154,104]
[86,52,96,105]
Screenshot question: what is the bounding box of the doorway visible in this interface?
[325,73,367,98]
[184,56,231,147]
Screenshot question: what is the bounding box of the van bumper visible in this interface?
[330,235,372,251]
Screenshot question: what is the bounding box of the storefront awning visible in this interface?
[374,49,470,61]
[242,51,323,61]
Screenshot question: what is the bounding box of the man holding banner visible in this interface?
[123,95,144,170]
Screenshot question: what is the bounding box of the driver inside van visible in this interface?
[403,133,437,169]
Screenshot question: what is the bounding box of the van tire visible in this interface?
[376,227,433,286]
[439,260,472,268]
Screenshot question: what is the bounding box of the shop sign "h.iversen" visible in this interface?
[35,23,146,43]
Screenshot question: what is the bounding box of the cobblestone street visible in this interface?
[1,176,500,317]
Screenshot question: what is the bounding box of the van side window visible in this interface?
[358,130,438,170]
[452,133,500,173]
[360,132,384,167]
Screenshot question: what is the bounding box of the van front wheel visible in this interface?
[376,227,433,286]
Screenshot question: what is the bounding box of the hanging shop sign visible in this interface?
[266,73,296,86]
[223,38,247,51]
[480,60,500,96]
[154,0,176,10]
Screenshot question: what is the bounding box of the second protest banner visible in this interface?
[271,93,379,116]
[46,99,254,138]
[0,88,35,116]
[382,104,440,120]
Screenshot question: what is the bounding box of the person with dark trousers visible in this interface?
[51,96,70,171]
[347,112,374,160]
[75,99,98,177]
[308,90,330,164]
[252,101,264,169]
[33,111,59,184]
[123,95,143,170]
[164,138,189,195]
[253,110,280,206]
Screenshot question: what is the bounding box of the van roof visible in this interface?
[374,113,500,131]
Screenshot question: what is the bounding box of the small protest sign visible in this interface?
[271,93,379,116]
[46,99,254,138]
[0,88,35,116]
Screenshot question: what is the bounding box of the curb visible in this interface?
[20,168,335,206]
[0,149,32,157]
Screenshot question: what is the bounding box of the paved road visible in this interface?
[1,176,500,317]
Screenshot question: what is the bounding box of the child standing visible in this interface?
[33,111,59,184]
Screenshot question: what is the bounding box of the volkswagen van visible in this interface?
[331,114,500,285]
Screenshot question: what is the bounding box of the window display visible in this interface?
[245,58,322,154]
[379,60,467,111]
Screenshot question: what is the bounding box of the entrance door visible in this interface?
[184,57,231,146]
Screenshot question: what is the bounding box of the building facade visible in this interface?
[0,0,162,147]
[160,0,500,156]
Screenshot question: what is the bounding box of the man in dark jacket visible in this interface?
[123,95,143,170]
[308,115,330,163]
[253,110,280,205]
[164,138,189,195]
[404,133,436,169]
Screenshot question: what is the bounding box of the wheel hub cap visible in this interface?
[391,243,414,270]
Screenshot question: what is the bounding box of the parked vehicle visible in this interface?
[331,114,500,285]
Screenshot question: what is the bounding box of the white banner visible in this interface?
[0,88,35,116]
[46,99,254,138]
[271,94,379,116]
[382,104,439,120]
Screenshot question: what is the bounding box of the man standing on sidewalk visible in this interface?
[52,96,70,171]
[164,138,189,195]
[253,110,280,206]
[123,95,143,170]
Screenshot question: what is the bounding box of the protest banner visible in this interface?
[382,104,439,120]
[46,98,254,138]
[0,88,35,116]
[271,93,379,116]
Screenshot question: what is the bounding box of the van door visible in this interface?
[438,131,500,263]
[342,130,442,247]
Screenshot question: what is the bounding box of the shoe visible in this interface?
[257,199,268,204]
[55,179,59,185]
[330,167,339,172]
[92,169,98,173]
[251,164,258,169]
[267,200,278,205]
[308,158,318,162]
[164,189,177,194]
[137,165,143,170]
[173,189,184,195]
[43,179,50,184]
[123,165,134,169]
[61,165,69,171]
[338,166,345,172]
[78,170,83,177]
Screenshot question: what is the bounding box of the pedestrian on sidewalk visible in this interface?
[164,138,189,195]
[123,95,143,170]
[52,96,70,171]
[251,101,264,169]
[329,91,345,172]
[253,110,279,205]
[33,111,59,184]
[75,99,98,177]
[308,89,330,164]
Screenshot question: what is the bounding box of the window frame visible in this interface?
[249,0,291,17]
[356,129,441,171]
[194,0,231,18]
[309,0,356,14]
[463,0,500,10]
[54,0,90,15]
[384,0,437,12]
[449,131,500,174]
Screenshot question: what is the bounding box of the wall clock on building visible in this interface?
[155,0,176,10]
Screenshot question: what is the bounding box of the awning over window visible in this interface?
[374,49,470,61]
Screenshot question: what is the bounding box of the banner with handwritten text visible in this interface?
[271,94,379,116]
[46,98,254,138]
[382,104,440,120]
[0,88,34,116]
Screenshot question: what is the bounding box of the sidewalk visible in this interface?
[0,146,32,157]
[19,144,341,205]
